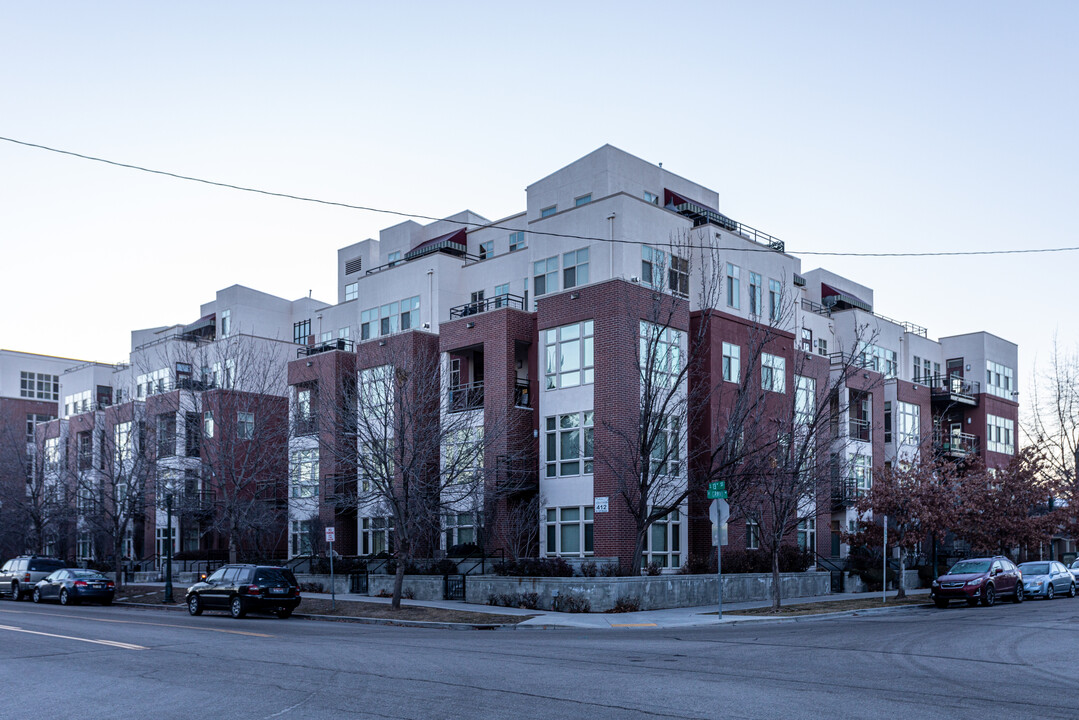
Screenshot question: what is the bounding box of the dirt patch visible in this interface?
[297,597,532,625]
[724,595,930,616]
[115,584,188,605]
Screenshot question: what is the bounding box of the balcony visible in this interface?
[448,382,484,412]
[831,478,864,509]
[928,374,980,406]
[450,293,526,319]
[934,430,979,458]
[513,380,532,409]
[293,414,319,436]
[298,338,354,358]
[848,417,871,443]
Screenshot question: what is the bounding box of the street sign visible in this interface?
[709,499,730,546]
[325,527,336,543]
[594,497,609,513]
[707,481,728,499]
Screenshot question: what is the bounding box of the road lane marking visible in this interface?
[0,623,146,650]
[0,608,273,637]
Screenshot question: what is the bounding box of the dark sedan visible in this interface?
[32,569,115,605]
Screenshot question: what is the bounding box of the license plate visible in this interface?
[269,588,287,594]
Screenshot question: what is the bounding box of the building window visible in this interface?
[544,321,594,389]
[345,283,359,302]
[339,326,350,340]
[361,308,376,340]
[237,411,254,440]
[20,372,60,401]
[761,353,786,393]
[293,319,311,345]
[361,517,392,555]
[797,518,816,552]
[985,361,1015,399]
[545,411,594,477]
[534,257,558,297]
[220,309,231,337]
[852,454,872,492]
[987,414,1015,454]
[801,328,813,352]
[290,449,319,498]
[155,526,176,559]
[494,282,510,301]
[643,509,682,569]
[26,414,53,443]
[749,272,762,315]
[746,519,760,550]
[545,506,594,557]
[726,263,740,309]
[722,343,740,383]
[817,338,828,356]
[540,205,557,218]
[562,248,589,289]
[795,375,815,427]
[912,355,922,382]
[444,513,476,549]
[641,246,689,296]
[769,279,783,321]
[509,231,525,252]
[641,321,683,387]
[44,437,60,472]
[319,331,333,343]
[203,411,214,438]
[156,413,176,457]
[387,251,401,266]
[883,401,892,443]
[574,194,592,207]
[644,191,659,204]
[478,241,493,260]
[290,520,312,557]
[649,415,682,477]
[897,401,920,447]
[858,343,898,378]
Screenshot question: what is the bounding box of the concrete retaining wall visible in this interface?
[295,573,352,595]
[466,572,830,612]
[845,569,924,594]
[366,574,444,600]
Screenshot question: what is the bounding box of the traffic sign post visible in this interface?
[709,499,730,620]
[326,527,336,610]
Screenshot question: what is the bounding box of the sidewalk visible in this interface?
[128,581,930,629]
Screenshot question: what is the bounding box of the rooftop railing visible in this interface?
[298,338,355,357]
[449,293,526,319]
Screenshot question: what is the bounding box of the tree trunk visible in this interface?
[630,527,647,576]
[391,562,405,610]
[771,543,782,612]
[896,548,906,599]
[113,536,124,594]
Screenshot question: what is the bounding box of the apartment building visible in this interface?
[283,145,1020,570]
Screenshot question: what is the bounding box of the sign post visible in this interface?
[709,498,730,620]
[326,526,336,610]
[882,515,887,605]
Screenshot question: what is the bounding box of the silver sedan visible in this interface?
[1018,561,1076,600]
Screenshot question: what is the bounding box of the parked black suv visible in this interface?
[0,556,67,601]
[185,564,301,619]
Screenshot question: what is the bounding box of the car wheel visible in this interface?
[59,588,74,606]
[229,596,246,619]
[32,588,42,603]
[1013,586,1024,603]
[1069,583,1076,598]
[187,594,202,616]
[11,582,21,601]
[1046,585,1055,600]
[982,585,996,607]
[275,607,293,619]
[934,598,949,609]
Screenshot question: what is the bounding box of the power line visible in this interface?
[3,134,1077,259]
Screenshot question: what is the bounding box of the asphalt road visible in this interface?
[2,596,1078,719]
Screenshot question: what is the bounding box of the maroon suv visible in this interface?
[931,557,1023,608]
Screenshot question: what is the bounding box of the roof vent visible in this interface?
[345,257,363,275]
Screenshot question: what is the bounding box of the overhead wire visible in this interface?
[2,134,1077,259]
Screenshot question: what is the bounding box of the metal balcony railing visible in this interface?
[292,414,319,436]
[298,338,355,357]
[933,430,979,456]
[928,374,980,405]
[848,417,871,443]
[449,293,526,318]
[831,478,864,508]
[448,382,484,412]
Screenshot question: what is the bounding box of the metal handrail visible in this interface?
[450,293,526,318]
[448,382,484,412]
[297,338,354,357]
[928,374,981,397]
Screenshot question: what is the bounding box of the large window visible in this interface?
[896,401,920,447]
[641,246,689,296]
[649,415,682,477]
[852,454,872,492]
[293,319,311,345]
[290,520,312,557]
[345,283,358,301]
[289,449,319,498]
[379,296,421,335]
[761,353,786,393]
[640,322,683,387]
[749,272,762,315]
[797,518,816,552]
[361,517,392,555]
[769,279,783,321]
[508,231,525,252]
[360,308,376,340]
[545,506,593,557]
[157,413,176,457]
[20,372,59,401]
[444,512,476,548]
[563,248,589,289]
[544,321,594,389]
[858,343,898,378]
[795,375,816,427]
[534,257,558,297]
[545,411,594,477]
[26,414,53,443]
[726,263,741,309]
[237,411,254,440]
[220,309,231,337]
[643,509,682,568]
[478,241,493,260]
[44,437,60,472]
[985,361,1015,399]
[746,519,760,549]
[987,415,1015,454]
[722,342,740,383]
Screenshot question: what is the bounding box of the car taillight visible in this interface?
[23,573,31,582]
[247,585,261,595]
[74,580,87,587]
[106,582,115,589]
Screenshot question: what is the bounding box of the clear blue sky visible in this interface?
[2,2,1076,402]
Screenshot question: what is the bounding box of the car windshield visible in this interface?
[948,560,991,574]
[255,568,296,585]
[1019,563,1050,575]
[29,559,65,572]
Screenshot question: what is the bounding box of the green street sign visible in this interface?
[707,489,728,500]
[708,481,726,491]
